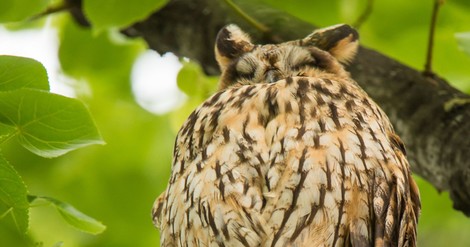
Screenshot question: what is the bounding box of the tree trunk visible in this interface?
[75,0,470,216]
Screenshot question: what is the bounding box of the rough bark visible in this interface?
[75,0,470,215]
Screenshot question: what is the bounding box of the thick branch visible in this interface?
[349,48,470,216]
[84,0,470,215]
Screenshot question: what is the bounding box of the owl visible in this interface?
[153,24,420,247]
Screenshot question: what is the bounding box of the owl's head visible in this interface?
[215,24,359,89]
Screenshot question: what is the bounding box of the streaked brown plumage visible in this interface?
[153,24,420,247]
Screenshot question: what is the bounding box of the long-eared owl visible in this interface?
[153,24,420,247]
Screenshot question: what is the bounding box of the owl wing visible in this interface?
[154,76,420,247]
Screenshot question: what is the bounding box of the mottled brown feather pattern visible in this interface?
[153,24,420,247]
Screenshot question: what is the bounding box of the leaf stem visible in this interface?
[28,195,54,208]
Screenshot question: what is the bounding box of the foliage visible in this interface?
[0,54,106,245]
[83,0,168,32]
[456,32,470,56]
[0,155,28,234]
[29,196,106,235]
[1,0,470,246]
[0,0,50,22]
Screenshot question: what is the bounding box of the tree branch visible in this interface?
[79,0,470,215]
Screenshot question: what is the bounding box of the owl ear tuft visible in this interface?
[215,24,254,71]
[301,24,359,64]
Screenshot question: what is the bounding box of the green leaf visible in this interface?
[453,0,470,10]
[59,19,142,77]
[0,155,29,233]
[59,18,145,96]
[176,62,202,97]
[176,61,218,97]
[0,0,50,22]
[30,196,106,235]
[52,242,64,247]
[456,32,470,57]
[0,55,49,91]
[0,89,104,158]
[83,0,169,31]
[0,122,16,144]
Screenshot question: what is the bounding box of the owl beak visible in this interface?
[266,69,281,83]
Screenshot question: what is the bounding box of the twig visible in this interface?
[222,0,271,34]
[424,0,445,77]
[28,2,71,21]
[353,0,374,29]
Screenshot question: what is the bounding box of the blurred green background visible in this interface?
[1,0,470,246]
